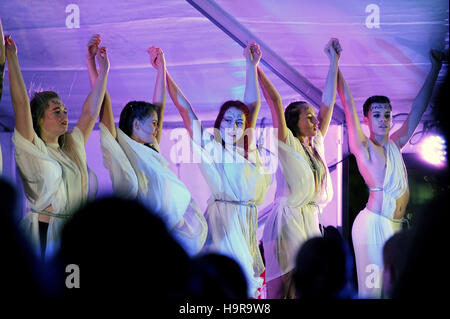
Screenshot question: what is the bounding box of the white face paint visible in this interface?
[366,103,392,136]
[133,111,158,144]
[219,107,246,145]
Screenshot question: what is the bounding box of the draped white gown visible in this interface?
[100,123,207,256]
[192,135,272,298]
[262,130,333,283]
[13,127,91,259]
[352,139,408,298]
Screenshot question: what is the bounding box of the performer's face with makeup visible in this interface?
[365,103,392,136]
[220,107,246,144]
[133,110,158,144]
[40,98,68,137]
[297,104,319,137]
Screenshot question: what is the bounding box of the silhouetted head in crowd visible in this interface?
[58,196,190,301]
[382,229,412,298]
[0,178,42,298]
[189,253,248,299]
[294,234,355,299]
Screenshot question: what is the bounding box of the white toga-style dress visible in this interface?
[352,139,408,298]
[13,127,91,259]
[193,135,272,298]
[100,123,207,256]
[262,129,333,283]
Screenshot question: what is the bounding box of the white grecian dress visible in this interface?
[13,127,91,259]
[192,136,272,298]
[262,130,333,283]
[352,139,408,298]
[100,123,207,256]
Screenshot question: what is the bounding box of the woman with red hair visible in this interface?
[166,42,271,298]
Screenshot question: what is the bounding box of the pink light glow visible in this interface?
[420,135,447,166]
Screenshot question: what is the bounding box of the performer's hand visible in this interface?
[4,34,17,57]
[96,46,110,73]
[244,41,262,66]
[324,38,341,63]
[147,46,166,72]
[87,34,101,60]
[430,49,445,69]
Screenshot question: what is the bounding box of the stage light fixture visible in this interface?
[420,135,447,166]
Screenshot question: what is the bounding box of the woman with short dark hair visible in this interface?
[87,35,207,256]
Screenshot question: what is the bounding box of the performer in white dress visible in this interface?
[85,36,207,255]
[258,39,339,298]
[337,43,445,298]
[5,34,109,259]
[166,42,271,298]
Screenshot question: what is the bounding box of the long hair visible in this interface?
[213,100,251,158]
[30,91,60,140]
[285,101,327,191]
[30,91,88,200]
[119,101,159,138]
[284,101,309,138]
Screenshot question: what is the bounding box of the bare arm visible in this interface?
[5,36,34,141]
[148,46,166,145]
[166,71,210,144]
[86,34,116,139]
[391,49,445,149]
[243,42,262,129]
[76,46,110,145]
[337,67,368,157]
[318,39,340,137]
[257,66,288,142]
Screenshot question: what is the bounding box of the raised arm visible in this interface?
[5,36,34,141]
[148,46,166,145]
[318,38,340,137]
[76,46,110,144]
[337,67,368,157]
[243,42,262,129]
[257,66,288,142]
[390,49,445,149]
[86,34,116,139]
[0,18,5,103]
[166,70,210,144]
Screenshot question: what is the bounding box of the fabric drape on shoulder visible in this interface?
[116,127,188,229]
[13,127,88,258]
[192,133,271,298]
[382,140,408,219]
[100,123,138,199]
[262,129,333,282]
[100,124,207,255]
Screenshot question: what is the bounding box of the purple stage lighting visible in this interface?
[420,135,447,166]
